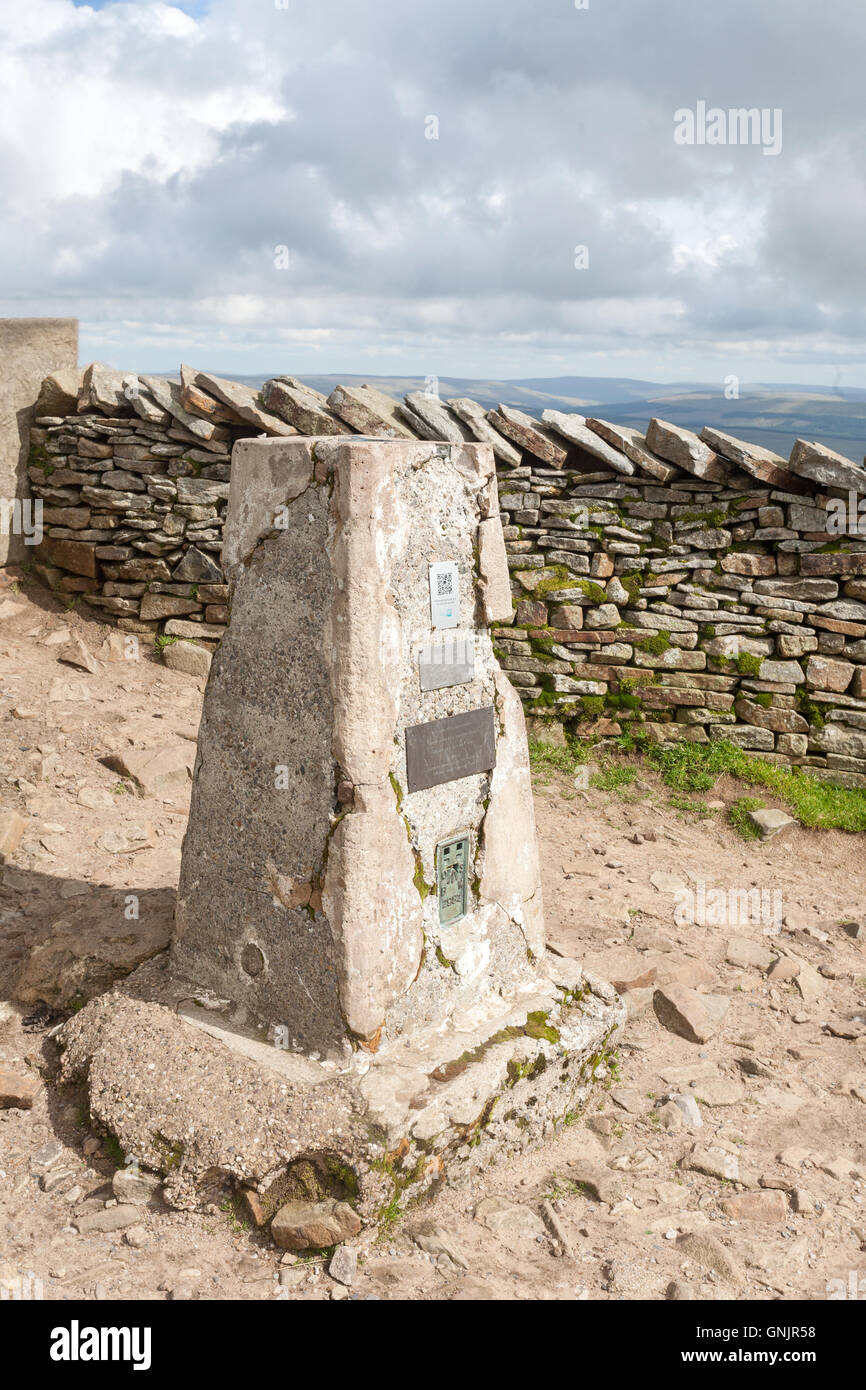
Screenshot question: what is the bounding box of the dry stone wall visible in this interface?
[25,363,866,783]
[496,422,866,787]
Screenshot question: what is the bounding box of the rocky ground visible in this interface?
[0,573,864,1302]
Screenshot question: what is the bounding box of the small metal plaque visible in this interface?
[418,636,475,692]
[436,832,470,926]
[429,560,460,630]
[405,706,496,793]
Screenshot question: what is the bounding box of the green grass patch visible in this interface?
[590,765,637,792]
[530,727,866,834]
[529,738,577,776]
[528,736,590,778]
[668,793,712,818]
[617,734,866,833]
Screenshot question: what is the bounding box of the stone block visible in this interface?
[0,318,78,563]
[805,655,854,692]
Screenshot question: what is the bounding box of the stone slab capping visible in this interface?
[24,360,866,785]
[58,435,624,1227]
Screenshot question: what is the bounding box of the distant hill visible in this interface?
[147,372,866,462]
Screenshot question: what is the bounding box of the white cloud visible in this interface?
[0,0,864,380]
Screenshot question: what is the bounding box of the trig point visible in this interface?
[174,433,545,1050]
[62,436,622,1231]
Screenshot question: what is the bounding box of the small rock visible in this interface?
[777,1146,815,1169]
[77,786,115,811]
[102,745,194,803]
[41,1166,80,1194]
[162,640,212,680]
[767,957,800,983]
[726,937,776,973]
[412,1226,469,1269]
[681,1145,739,1182]
[0,810,28,863]
[111,1167,162,1206]
[666,1279,693,1299]
[270,1199,361,1251]
[669,1093,703,1128]
[564,1160,625,1206]
[663,959,718,992]
[474,1196,547,1252]
[754,1086,805,1113]
[328,1245,357,1287]
[653,985,729,1044]
[610,1087,646,1115]
[819,1158,855,1181]
[624,987,655,1021]
[238,1187,267,1228]
[657,1101,684,1131]
[790,1188,816,1214]
[747,808,796,840]
[31,1140,65,1174]
[540,1200,572,1255]
[611,968,657,993]
[795,961,825,1007]
[48,678,90,703]
[58,637,99,675]
[692,1077,745,1108]
[95,823,156,855]
[75,1204,142,1235]
[676,1231,743,1286]
[0,1067,40,1109]
[720,1190,788,1224]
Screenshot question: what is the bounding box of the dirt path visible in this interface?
[1,575,864,1302]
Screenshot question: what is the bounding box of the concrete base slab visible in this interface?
[58,953,623,1231]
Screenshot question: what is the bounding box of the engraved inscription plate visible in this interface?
[405,706,496,793]
[436,832,470,926]
[418,636,475,692]
[429,560,460,630]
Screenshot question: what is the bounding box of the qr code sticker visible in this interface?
[436,572,454,597]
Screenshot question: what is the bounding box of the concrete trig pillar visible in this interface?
[173,434,545,1055]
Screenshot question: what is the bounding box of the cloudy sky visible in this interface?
[1,0,863,384]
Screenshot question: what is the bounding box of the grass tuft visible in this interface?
[728,796,766,840]
[590,765,637,792]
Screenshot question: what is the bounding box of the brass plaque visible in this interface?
[436,833,470,926]
[405,706,496,793]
